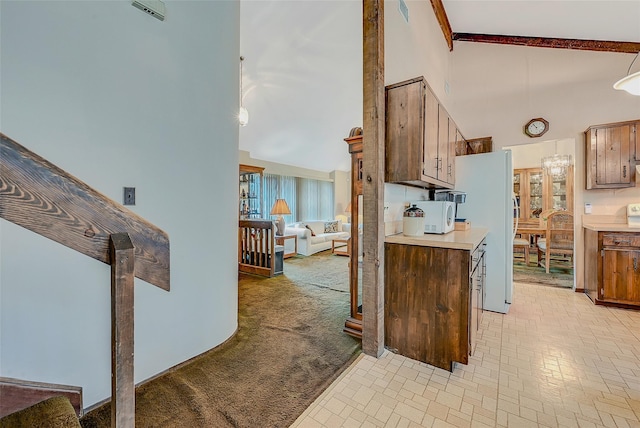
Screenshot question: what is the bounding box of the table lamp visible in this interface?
[270,198,291,236]
[345,203,352,223]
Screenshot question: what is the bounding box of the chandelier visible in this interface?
[541,154,572,177]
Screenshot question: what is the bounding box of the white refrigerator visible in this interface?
[455,150,514,314]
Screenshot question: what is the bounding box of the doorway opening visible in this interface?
[506,138,575,288]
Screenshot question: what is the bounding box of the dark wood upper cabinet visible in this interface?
[585,120,638,189]
[385,76,464,189]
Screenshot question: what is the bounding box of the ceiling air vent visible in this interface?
[132,0,166,21]
[398,0,409,24]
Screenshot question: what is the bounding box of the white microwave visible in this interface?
[412,201,456,234]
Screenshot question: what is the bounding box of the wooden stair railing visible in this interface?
[0,133,170,428]
[238,219,281,277]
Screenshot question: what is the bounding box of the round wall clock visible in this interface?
[524,118,549,138]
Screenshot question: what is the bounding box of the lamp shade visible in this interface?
[613,70,640,96]
[270,198,291,216]
[345,203,352,213]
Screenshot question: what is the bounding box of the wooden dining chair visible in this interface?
[513,237,530,265]
[536,211,574,273]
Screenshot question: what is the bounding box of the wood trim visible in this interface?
[239,164,265,174]
[0,378,83,418]
[429,0,453,51]
[452,33,640,54]
[456,136,492,156]
[110,233,136,428]
[0,133,170,291]
[362,0,385,357]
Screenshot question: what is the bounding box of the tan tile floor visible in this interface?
[291,282,640,427]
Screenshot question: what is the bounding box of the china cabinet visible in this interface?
[585,120,638,189]
[514,168,544,225]
[239,164,264,219]
[514,166,573,227]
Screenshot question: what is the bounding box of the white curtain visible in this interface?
[263,174,297,224]
[262,174,334,224]
[296,178,334,221]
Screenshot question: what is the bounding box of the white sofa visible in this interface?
[284,220,349,256]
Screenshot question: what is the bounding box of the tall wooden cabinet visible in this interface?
[585,120,638,189]
[385,76,464,189]
[343,128,363,339]
[514,166,573,226]
[239,164,264,219]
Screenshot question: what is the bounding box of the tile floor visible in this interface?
[291,282,640,427]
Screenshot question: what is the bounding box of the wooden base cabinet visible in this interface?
[384,240,484,371]
[584,229,640,308]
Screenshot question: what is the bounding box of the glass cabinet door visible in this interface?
[239,164,264,219]
[528,171,543,219]
[550,174,567,210]
[545,165,573,212]
[513,171,522,220]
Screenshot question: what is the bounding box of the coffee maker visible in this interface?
[434,191,467,220]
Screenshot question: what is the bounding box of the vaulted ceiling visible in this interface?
[239,1,640,173]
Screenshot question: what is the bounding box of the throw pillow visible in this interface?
[324,220,339,233]
[304,224,316,237]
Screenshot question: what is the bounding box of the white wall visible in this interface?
[448,42,640,291]
[384,0,640,293]
[239,150,334,181]
[385,0,452,97]
[332,170,351,217]
[1,1,240,408]
[383,0,457,225]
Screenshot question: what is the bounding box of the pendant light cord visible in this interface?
[240,56,245,108]
[627,51,640,76]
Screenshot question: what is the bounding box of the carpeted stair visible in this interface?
[0,396,80,428]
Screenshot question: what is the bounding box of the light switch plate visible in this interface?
[124,187,136,206]
[584,203,592,214]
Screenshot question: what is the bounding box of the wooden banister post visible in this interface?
[109,233,135,428]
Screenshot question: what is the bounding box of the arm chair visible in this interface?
[536,211,574,273]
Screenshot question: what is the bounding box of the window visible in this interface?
[262,174,334,223]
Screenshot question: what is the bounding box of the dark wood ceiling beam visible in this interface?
[452,33,640,54]
[429,0,453,51]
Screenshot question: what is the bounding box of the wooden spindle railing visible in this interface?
[238,219,280,277]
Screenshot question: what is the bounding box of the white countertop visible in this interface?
[582,215,640,232]
[385,228,488,251]
[582,222,640,232]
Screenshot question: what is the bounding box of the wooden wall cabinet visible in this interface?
[239,164,264,219]
[585,120,638,189]
[514,166,573,227]
[384,239,485,371]
[584,229,640,309]
[385,76,464,189]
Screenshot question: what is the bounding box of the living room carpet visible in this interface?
[80,250,361,428]
[513,251,574,288]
